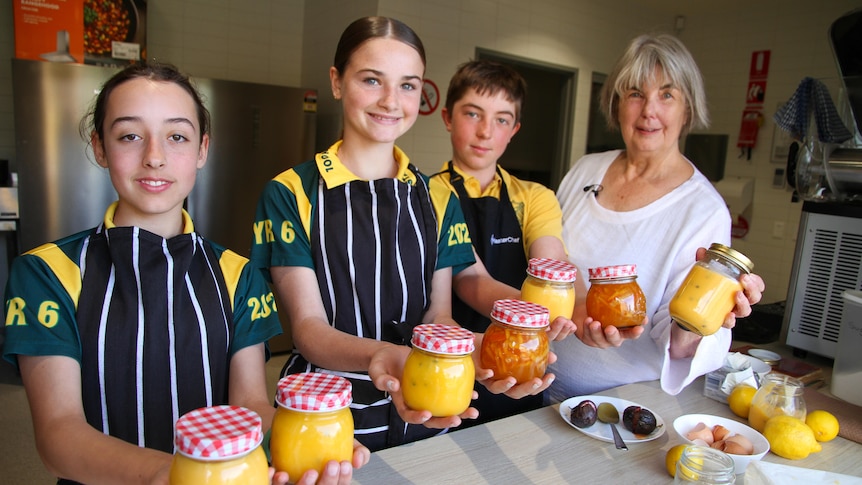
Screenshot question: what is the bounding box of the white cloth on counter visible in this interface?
[548,150,732,402]
[745,460,862,484]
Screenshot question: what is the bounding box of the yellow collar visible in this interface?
[103,201,195,233]
[317,140,417,188]
[440,161,504,194]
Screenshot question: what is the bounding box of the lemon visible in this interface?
[665,444,689,477]
[728,384,757,419]
[806,410,839,442]
[763,415,822,460]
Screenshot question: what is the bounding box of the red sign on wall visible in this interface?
[749,50,771,79]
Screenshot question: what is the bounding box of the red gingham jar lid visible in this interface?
[173,405,263,460]
[411,323,475,355]
[276,372,352,412]
[588,264,638,281]
[490,299,550,328]
[526,258,578,282]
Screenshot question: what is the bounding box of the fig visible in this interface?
[570,399,598,428]
[622,405,657,435]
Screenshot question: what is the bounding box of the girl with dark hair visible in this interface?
[250,17,478,451]
[3,61,366,484]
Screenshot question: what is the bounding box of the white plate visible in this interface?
[559,395,666,443]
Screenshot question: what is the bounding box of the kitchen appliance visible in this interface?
[781,8,862,359]
[10,59,316,352]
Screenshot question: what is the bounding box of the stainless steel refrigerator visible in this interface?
[11,58,317,257]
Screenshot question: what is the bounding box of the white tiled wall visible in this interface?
[1,0,859,304]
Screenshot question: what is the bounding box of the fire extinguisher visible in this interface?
[737,109,764,159]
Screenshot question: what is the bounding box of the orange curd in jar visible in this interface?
[586,264,647,328]
[169,405,269,485]
[480,299,550,384]
[402,323,475,416]
[270,373,354,480]
[669,243,753,336]
[520,257,578,322]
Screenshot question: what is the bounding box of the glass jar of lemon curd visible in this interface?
[169,405,269,485]
[402,323,475,417]
[480,299,550,384]
[520,257,578,322]
[669,243,754,336]
[270,372,354,480]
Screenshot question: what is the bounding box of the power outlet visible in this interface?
[773,221,785,239]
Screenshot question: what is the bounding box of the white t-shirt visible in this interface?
[548,150,733,402]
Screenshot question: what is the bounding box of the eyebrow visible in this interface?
[461,102,515,118]
[110,116,196,129]
[357,68,422,83]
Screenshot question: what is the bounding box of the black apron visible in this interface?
[443,162,542,425]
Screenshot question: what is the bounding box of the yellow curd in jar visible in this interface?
[480,299,550,384]
[169,447,269,484]
[520,258,578,322]
[270,373,354,480]
[169,405,269,485]
[748,403,772,433]
[747,373,806,433]
[402,323,475,416]
[669,264,741,336]
[403,347,474,416]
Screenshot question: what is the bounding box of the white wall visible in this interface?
[2,0,859,304]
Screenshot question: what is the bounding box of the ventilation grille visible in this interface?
[797,229,862,342]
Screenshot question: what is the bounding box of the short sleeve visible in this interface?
[249,175,315,279]
[3,254,81,369]
[228,260,284,356]
[434,190,476,274]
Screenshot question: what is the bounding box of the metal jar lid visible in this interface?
[411,323,475,355]
[707,243,754,273]
[526,257,578,282]
[276,372,353,412]
[174,405,263,460]
[490,299,550,328]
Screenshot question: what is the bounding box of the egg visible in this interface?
[712,425,731,441]
[685,422,715,444]
[724,433,754,455]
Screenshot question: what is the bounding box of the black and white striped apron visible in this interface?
[282,166,441,451]
[74,226,234,456]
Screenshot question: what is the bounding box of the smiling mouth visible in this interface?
[140,180,169,187]
[370,113,401,123]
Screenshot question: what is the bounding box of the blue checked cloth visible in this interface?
[773,77,853,143]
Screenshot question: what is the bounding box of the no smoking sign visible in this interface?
[419,79,440,116]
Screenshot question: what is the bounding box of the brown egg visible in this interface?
[686,422,715,445]
[724,433,754,455]
[712,425,731,441]
[721,440,751,455]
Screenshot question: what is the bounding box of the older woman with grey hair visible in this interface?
[548,33,765,400]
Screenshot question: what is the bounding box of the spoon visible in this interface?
[597,403,628,451]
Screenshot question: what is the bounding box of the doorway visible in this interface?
[586,72,625,154]
[476,49,577,190]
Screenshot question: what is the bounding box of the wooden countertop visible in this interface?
[353,377,862,484]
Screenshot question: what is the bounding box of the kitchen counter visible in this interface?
[353,376,862,484]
